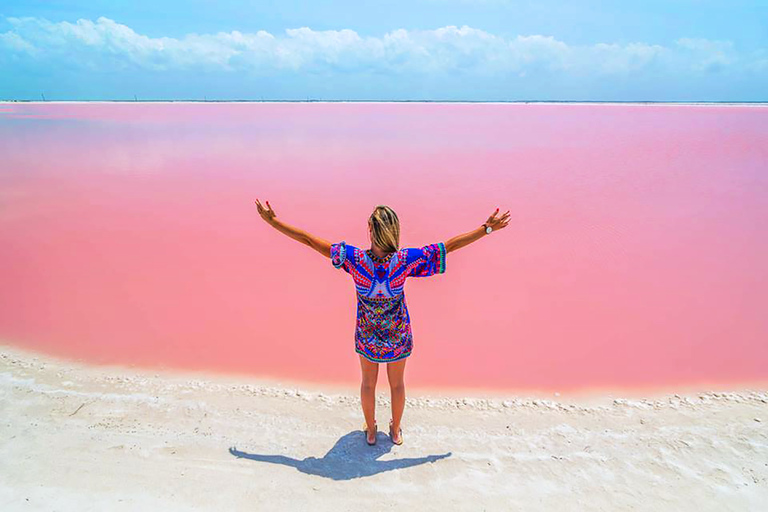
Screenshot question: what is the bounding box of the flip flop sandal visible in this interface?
[363,421,377,445]
[389,419,403,445]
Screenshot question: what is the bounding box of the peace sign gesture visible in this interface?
[254,198,277,225]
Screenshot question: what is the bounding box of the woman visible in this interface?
[254,200,510,446]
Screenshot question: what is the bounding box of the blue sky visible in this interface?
[1,1,766,100]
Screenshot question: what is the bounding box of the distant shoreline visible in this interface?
[2,99,767,107]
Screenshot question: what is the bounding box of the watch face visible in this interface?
[486,226,492,234]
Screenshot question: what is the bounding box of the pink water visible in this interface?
[1,102,767,395]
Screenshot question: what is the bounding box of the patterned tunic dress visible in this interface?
[330,240,447,363]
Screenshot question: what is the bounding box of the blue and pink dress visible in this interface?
[330,241,447,363]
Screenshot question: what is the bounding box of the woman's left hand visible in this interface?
[254,198,277,225]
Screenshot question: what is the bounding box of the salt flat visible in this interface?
[1,344,766,511]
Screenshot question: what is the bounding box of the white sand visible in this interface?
[1,344,766,511]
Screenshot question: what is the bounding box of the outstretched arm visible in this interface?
[254,199,332,258]
[444,207,510,254]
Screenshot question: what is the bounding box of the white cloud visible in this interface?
[0,16,752,77]
[675,37,736,72]
[0,31,35,52]
[579,42,667,75]
[508,35,570,71]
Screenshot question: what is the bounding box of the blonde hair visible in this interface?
[369,205,400,253]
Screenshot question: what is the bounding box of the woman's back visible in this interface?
[330,240,446,362]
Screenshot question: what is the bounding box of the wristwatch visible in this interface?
[483,223,493,235]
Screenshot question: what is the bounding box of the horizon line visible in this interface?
[2,99,768,107]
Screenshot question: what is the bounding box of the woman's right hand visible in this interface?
[485,208,510,231]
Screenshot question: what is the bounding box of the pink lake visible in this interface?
[1,102,767,396]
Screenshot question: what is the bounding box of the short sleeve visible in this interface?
[330,240,359,274]
[405,241,446,278]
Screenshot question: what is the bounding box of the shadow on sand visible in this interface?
[229,429,452,480]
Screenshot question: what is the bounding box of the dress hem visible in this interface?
[355,347,411,363]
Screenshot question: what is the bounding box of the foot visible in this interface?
[389,419,403,445]
[364,421,377,445]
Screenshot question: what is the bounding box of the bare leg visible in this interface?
[386,357,407,443]
[359,354,379,443]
